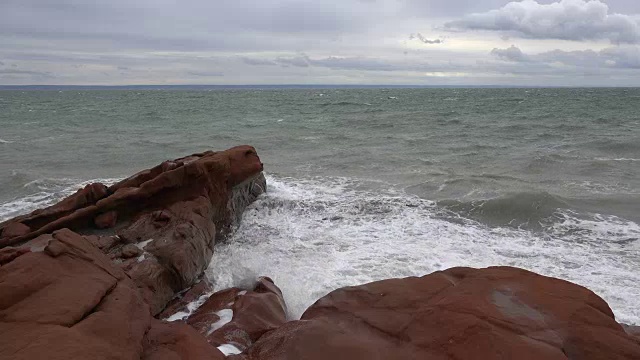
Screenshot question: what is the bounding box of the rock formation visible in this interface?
[0,146,266,359]
[238,267,640,360]
[1,146,639,360]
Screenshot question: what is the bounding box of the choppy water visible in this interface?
[1,88,638,323]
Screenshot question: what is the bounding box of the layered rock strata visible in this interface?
[0,146,266,359]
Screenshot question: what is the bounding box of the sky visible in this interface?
[1,0,640,86]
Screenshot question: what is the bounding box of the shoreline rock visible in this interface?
[0,146,265,359]
[1,146,639,359]
[238,266,640,360]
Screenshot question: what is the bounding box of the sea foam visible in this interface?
[208,174,640,325]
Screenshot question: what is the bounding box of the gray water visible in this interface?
[1,88,639,323]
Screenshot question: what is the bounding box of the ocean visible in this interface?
[1,87,638,323]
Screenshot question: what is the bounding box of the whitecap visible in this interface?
[595,158,640,162]
[0,177,121,222]
[208,174,640,325]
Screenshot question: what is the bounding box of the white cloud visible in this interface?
[446,0,640,44]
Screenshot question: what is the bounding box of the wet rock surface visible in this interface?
[2,146,639,359]
[239,267,640,360]
[0,146,265,360]
[186,277,287,353]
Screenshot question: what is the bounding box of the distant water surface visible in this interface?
[1,88,638,323]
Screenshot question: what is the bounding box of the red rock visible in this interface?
[0,229,149,360]
[187,277,287,352]
[121,243,143,258]
[0,145,266,248]
[0,229,229,360]
[622,324,640,340]
[94,210,118,229]
[0,222,30,239]
[84,234,121,251]
[0,146,267,359]
[242,267,640,360]
[143,319,225,360]
[158,277,214,321]
[0,246,30,266]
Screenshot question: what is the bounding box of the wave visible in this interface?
[436,191,569,230]
[0,138,12,144]
[320,101,373,107]
[0,177,121,222]
[208,174,640,324]
[594,158,640,162]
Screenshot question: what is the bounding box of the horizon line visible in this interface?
[1,84,639,90]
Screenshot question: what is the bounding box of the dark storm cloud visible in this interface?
[445,0,640,44]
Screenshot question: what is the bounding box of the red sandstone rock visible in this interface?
[121,243,143,258]
[158,277,214,321]
[94,210,118,229]
[0,229,227,360]
[143,319,225,360]
[0,246,30,266]
[242,267,640,360]
[623,324,640,340]
[0,222,30,239]
[0,145,265,248]
[0,146,266,316]
[0,229,149,360]
[186,277,287,352]
[0,146,267,360]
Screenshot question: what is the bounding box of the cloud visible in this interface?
[491,44,640,69]
[446,0,640,44]
[187,71,224,77]
[0,69,53,77]
[275,55,311,67]
[240,57,278,66]
[264,54,409,72]
[409,33,443,44]
[491,45,530,62]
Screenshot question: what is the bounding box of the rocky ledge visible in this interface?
[1,146,638,360]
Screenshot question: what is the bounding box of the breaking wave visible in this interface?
[208,175,640,324]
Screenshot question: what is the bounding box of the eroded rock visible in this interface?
[241,267,640,360]
[0,146,267,360]
[186,277,287,353]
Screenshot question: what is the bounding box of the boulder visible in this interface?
[186,277,287,352]
[143,319,225,360]
[0,229,226,360]
[94,210,118,229]
[158,277,214,321]
[241,267,640,360]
